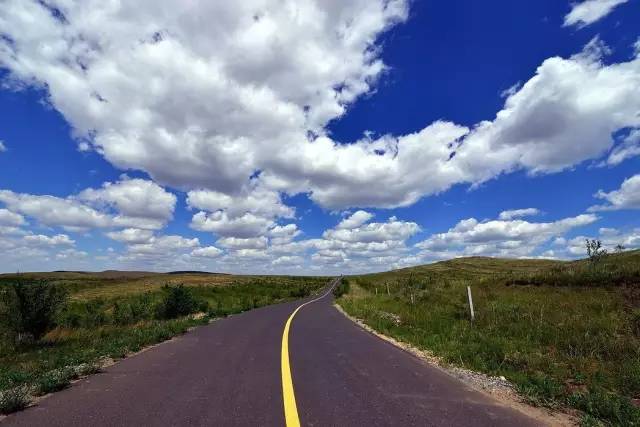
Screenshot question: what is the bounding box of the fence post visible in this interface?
[467,286,475,322]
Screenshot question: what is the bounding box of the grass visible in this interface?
[0,273,327,414]
[337,250,640,426]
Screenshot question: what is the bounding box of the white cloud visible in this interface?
[79,178,176,225]
[564,0,629,28]
[272,255,304,266]
[336,210,374,229]
[105,228,155,244]
[191,246,223,258]
[0,208,26,227]
[589,174,640,211]
[190,211,273,238]
[23,233,75,247]
[128,235,199,254]
[56,248,88,259]
[268,224,300,245]
[415,213,598,259]
[217,236,268,250]
[323,216,420,243]
[604,128,640,166]
[0,190,112,230]
[0,141,6,152]
[0,178,176,231]
[498,208,541,220]
[1,3,639,213]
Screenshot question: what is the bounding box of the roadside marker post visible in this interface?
[467,286,475,322]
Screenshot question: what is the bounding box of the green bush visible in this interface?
[0,280,67,341]
[333,278,350,298]
[58,299,109,329]
[155,285,199,319]
[113,293,155,325]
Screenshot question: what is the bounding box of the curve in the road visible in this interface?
[280,278,340,427]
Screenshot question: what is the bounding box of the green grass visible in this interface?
[337,250,640,426]
[0,274,327,413]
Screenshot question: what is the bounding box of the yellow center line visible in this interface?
[281,279,340,427]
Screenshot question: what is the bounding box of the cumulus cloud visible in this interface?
[604,128,640,166]
[190,211,273,239]
[0,190,112,230]
[268,224,300,245]
[336,210,374,229]
[23,234,75,247]
[79,178,176,225]
[217,236,268,250]
[498,208,541,220]
[415,213,598,259]
[105,228,155,244]
[2,2,638,215]
[589,174,640,211]
[0,208,26,227]
[564,0,629,28]
[0,178,176,231]
[191,246,223,258]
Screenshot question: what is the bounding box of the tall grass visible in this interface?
[337,251,640,425]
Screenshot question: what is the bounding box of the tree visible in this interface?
[0,280,68,342]
[615,244,625,254]
[155,285,199,319]
[585,239,608,265]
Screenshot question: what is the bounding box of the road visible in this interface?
[2,279,541,426]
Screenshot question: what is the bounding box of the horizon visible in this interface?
[1,0,639,275]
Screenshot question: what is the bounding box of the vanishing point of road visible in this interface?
[2,279,541,426]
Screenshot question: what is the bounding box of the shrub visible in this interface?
[333,278,350,298]
[586,239,608,265]
[0,280,67,342]
[36,368,74,395]
[0,386,31,414]
[155,285,199,319]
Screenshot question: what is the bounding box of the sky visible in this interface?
[0,0,639,274]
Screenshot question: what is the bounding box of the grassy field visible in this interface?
[0,272,327,413]
[337,251,640,426]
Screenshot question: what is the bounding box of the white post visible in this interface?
[467,286,475,322]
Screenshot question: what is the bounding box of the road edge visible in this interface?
[332,302,580,427]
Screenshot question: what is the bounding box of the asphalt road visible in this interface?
[2,280,541,426]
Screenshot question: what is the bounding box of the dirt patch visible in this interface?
[333,303,580,427]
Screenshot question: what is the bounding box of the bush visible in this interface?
[0,280,68,342]
[0,386,30,414]
[155,285,199,319]
[333,278,350,298]
[113,293,154,325]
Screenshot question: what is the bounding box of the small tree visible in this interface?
[615,244,626,254]
[585,239,608,265]
[155,285,199,319]
[0,280,68,342]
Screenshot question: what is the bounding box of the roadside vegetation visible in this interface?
[0,273,326,414]
[336,247,640,426]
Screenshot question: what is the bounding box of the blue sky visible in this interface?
[0,0,639,274]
